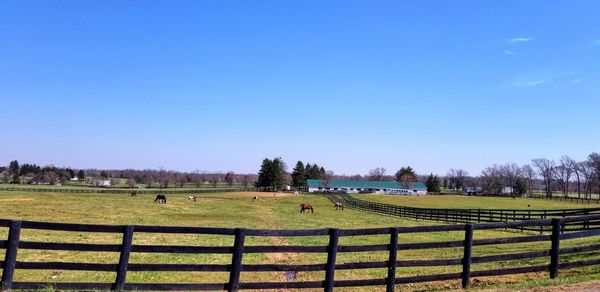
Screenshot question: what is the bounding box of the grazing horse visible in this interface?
[334,202,344,210]
[252,196,258,202]
[130,191,137,197]
[154,194,167,204]
[187,196,197,202]
[300,203,314,214]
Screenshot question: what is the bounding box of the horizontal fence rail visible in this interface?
[2,215,600,291]
[324,194,600,231]
[461,193,600,205]
[0,187,245,195]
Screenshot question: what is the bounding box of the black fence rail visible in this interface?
[2,215,600,291]
[473,193,600,205]
[0,187,245,195]
[324,194,600,232]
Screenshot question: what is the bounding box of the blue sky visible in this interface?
[1,1,599,176]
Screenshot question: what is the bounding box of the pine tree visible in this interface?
[77,170,85,180]
[9,160,19,183]
[255,158,273,190]
[291,161,306,190]
[255,158,287,191]
[425,173,441,193]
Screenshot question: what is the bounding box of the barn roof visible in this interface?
[306,179,427,191]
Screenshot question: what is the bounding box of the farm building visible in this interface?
[306,179,427,195]
[94,179,111,187]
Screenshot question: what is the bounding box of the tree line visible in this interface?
[0,160,256,189]
[443,153,600,198]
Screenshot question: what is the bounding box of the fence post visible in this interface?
[324,228,340,292]
[1,220,22,292]
[114,225,134,291]
[549,218,562,279]
[386,227,399,292]
[461,224,474,288]
[228,228,246,292]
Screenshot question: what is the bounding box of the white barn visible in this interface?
[306,179,427,195]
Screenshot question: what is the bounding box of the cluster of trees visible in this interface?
[452,153,600,198]
[86,168,256,189]
[1,160,257,189]
[0,160,84,185]
[255,158,287,191]
[531,154,600,198]
[290,161,329,190]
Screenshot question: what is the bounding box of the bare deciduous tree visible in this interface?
[521,164,536,196]
[533,159,555,198]
[224,171,235,187]
[368,167,386,181]
[447,168,468,193]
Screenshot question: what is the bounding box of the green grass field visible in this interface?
[1,191,599,291]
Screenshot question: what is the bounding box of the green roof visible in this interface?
[307,179,427,191]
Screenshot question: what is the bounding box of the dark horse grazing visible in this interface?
[154,194,167,204]
[300,203,314,214]
[131,191,137,197]
[334,202,344,210]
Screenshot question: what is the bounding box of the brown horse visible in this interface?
[300,203,314,214]
[130,191,137,197]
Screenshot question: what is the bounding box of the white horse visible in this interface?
[334,202,344,210]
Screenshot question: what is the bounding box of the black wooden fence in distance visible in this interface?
[326,193,600,231]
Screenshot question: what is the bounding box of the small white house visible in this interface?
[95,179,111,187]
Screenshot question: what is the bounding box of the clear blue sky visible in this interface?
[1,1,599,176]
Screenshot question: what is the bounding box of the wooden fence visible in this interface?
[0,187,244,195]
[460,193,600,204]
[2,215,600,291]
[325,194,600,232]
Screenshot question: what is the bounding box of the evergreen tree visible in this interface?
[291,161,306,190]
[255,158,273,190]
[425,173,441,193]
[304,163,325,180]
[255,157,287,191]
[271,157,287,191]
[318,167,326,179]
[9,160,19,183]
[395,166,416,182]
[77,170,85,180]
[396,166,417,189]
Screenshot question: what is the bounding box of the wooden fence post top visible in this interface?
[228,228,246,292]
[1,220,22,292]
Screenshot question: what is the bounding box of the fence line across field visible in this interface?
[325,193,600,231]
[0,187,245,195]
[2,214,600,291]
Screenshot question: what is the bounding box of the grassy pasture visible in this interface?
[0,191,599,291]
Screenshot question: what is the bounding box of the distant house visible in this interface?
[95,179,111,187]
[464,187,482,195]
[306,179,427,195]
